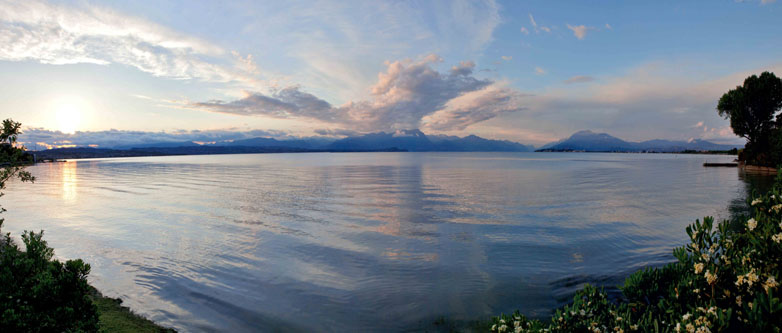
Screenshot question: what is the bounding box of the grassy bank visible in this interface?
[89,287,175,333]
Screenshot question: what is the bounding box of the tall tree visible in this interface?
[717,71,782,150]
[0,119,34,223]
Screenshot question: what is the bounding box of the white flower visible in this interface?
[736,295,742,306]
[492,324,497,331]
[580,309,586,316]
[763,276,779,292]
[686,323,695,333]
[694,263,705,274]
[696,326,711,333]
[701,253,709,261]
[705,270,717,284]
[514,321,520,327]
[747,218,757,231]
[682,313,692,320]
[751,199,762,206]
[514,326,522,333]
[773,233,782,243]
[707,307,717,316]
[772,204,782,213]
[747,271,759,286]
[630,324,638,330]
[674,323,681,332]
[499,324,508,332]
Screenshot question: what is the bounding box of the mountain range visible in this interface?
[32,129,742,160]
[537,130,741,152]
[32,130,534,159]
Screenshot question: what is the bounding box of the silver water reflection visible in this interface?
[3,152,754,331]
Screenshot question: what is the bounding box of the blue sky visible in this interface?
[1,0,780,148]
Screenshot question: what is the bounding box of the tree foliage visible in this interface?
[0,119,100,332]
[717,71,782,166]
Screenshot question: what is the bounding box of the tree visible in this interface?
[0,119,34,223]
[717,72,782,164]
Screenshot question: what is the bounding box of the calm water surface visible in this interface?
[2,152,765,331]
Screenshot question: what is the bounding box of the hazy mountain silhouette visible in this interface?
[538,130,741,152]
[326,129,533,152]
[32,129,533,159]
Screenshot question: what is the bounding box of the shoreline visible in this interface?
[89,286,176,332]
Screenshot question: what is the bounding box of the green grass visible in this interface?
[89,287,176,333]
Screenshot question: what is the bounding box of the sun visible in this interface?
[52,96,87,134]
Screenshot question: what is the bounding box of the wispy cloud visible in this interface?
[564,75,594,84]
[528,13,551,34]
[520,26,529,35]
[190,54,527,132]
[0,0,260,86]
[535,67,546,75]
[501,56,512,61]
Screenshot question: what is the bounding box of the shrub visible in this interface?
[490,173,782,332]
[0,227,100,331]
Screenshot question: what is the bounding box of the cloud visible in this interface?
[501,56,512,61]
[19,127,291,150]
[0,0,258,85]
[564,75,595,84]
[520,27,529,35]
[190,55,523,132]
[193,87,338,120]
[241,0,503,101]
[605,23,612,29]
[566,24,590,39]
[762,0,777,3]
[535,67,546,75]
[421,83,529,131]
[313,128,360,137]
[528,13,551,34]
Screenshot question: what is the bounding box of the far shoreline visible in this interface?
[28,147,741,163]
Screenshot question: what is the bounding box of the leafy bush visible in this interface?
[0,227,100,331]
[490,173,782,332]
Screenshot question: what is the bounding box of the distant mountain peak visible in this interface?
[539,130,741,152]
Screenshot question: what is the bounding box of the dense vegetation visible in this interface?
[717,71,782,167]
[489,172,782,332]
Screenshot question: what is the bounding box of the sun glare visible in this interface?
[52,96,88,134]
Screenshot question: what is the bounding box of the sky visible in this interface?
[1,0,781,149]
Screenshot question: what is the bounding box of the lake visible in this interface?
[1,152,767,331]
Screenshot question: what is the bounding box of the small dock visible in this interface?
[703,162,738,167]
